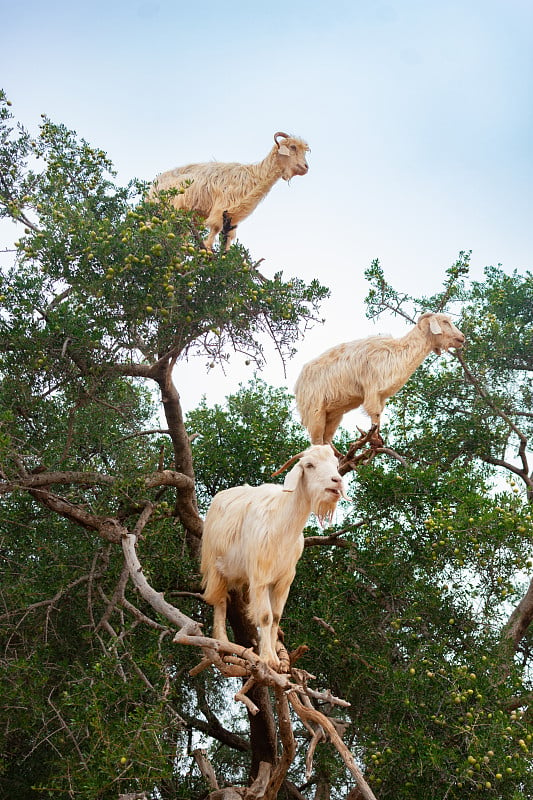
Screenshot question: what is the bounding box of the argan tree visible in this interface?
[0,91,377,800]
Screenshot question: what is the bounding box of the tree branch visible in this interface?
[503,574,533,649]
[288,691,377,800]
[121,527,201,635]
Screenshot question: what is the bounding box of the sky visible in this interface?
[2,0,533,423]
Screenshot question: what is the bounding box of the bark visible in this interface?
[504,574,533,648]
[192,748,219,790]
[122,529,201,634]
[265,688,296,799]
[152,359,203,553]
[227,590,278,777]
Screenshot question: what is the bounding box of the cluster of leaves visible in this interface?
[186,377,309,511]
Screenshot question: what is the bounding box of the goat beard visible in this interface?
[314,498,340,528]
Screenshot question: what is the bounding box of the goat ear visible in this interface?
[429,316,442,335]
[278,144,290,156]
[283,463,302,492]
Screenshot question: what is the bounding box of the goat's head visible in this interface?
[417,312,466,355]
[274,445,348,525]
[274,131,310,180]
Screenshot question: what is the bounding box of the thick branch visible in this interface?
[121,530,201,635]
[1,470,115,495]
[29,488,120,539]
[145,469,195,491]
[2,467,194,495]
[503,574,533,649]
[152,361,203,548]
[185,714,250,752]
[192,749,219,791]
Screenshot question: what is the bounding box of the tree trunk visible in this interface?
[227,590,278,778]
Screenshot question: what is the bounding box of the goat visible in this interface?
[149,131,310,251]
[200,445,347,669]
[294,312,466,446]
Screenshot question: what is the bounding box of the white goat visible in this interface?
[200,445,347,669]
[294,312,466,445]
[149,131,310,251]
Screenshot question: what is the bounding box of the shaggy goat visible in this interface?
[149,131,310,251]
[200,445,346,669]
[294,312,466,445]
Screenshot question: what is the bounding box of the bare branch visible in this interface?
[192,748,219,791]
[0,470,115,495]
[288,691,378,800]
[121,530,202,635]
[312,616,337,635]
[265,688,296,798]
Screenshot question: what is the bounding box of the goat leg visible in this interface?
[219,210,237,251]
[221,210,237,234]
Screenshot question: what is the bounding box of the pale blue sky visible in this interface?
[2,0,532,416]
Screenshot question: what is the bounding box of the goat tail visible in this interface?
[201,569,228,607]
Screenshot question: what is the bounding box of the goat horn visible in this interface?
[274,131,290,146]
[271,452,305,477]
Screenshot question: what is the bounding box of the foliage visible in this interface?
[1,89,533,800]
[0,90,327,799]
[288,461,533,799]
[186,376,309,511]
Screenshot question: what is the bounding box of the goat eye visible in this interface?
[290,144,297,152]
[305,462,315,469]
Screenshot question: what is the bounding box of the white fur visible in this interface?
[294,312,465,444]
[149,131,309,251]
[200,445,346,668]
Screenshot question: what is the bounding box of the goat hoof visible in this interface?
[262,655,281,671]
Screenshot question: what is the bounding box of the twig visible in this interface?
[305,726,326,780]
[235,677,261,715]
[312,616,336,635]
